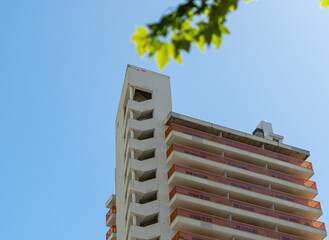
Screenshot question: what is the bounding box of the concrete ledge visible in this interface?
[129,223,161,240]
[106,213,116,227]
[107,233,116,240]
[106,194,116,209]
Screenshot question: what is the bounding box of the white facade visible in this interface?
[113,65,173,240]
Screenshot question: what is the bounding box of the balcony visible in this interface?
[168,165,322,220]
[105,194,116,209]
[169,186,326,239]
[128,223,160,240]
[168,165,320,209]
[125,201,159,227]
[106,206,116,227]
[106,226,116,240]
[123,99,154,133]
[164,112,310,160]
[167,144,317,199]
[165,124,313,179]
[171,208,308,240]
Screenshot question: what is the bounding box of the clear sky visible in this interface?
[0,0,328,239]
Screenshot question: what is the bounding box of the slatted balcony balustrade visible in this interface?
[169,185,325,230]
[106,206,116,221]
[167,144,317,189]
[171,208,307,240]
[106,225,116,240]
[168,165,321,209]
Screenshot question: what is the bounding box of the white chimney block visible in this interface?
[255,120,284,143]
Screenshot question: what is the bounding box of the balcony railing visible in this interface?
[171,208,307,240]
[172,231,218,240]
[167,144,317,189]
[106,206,116,221]
[170,186,325,230]
[168,165,321,209]
[165,124,313,170]
[106,225,116,240]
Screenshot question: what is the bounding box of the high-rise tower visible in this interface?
[105,65,326,240]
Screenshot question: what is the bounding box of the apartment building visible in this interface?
[105,65,327,240]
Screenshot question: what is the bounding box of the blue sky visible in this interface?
[0,0,328,239]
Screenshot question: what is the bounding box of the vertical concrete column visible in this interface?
[129,86,134,100]
[130,130,134,139]
[130,111,134,120]
[132,192,136,202]
[133,215,137,226]
[131,148,137,201]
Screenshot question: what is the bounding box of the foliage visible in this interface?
[131,0,329,70]
[322,0,329,7]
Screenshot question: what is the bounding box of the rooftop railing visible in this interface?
[165,124,313,170]
[106,206,116,222]
[168,165,321,209]
[167,144,317,189]
[169,185,325,230]
[171,208,307,240]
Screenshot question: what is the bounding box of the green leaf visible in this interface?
[131,0,239,69]
[173,40,191,52]
[203,28,213,45]
[196,35,205,52]
[212,34,222,49]
[227,0,238,11]
[156,44,170,70]
[131,27,148,57]
[220,25,230,34]
[147,39,162,58]
[321,0,329,7]
[168,44,183,64]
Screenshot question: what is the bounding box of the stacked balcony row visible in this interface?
[105,195,116,240]
[171,208,309,240]
[121,86,161,240]
[167,168,326,239]
[170,186,325,230]
[167,144,316,189]
[165,124,314,179]
[168,164,320,209]
[165,124,318,200]
[165,124,312,169]
[165,123,326,240]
